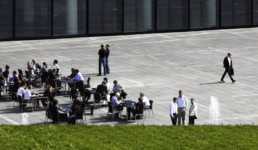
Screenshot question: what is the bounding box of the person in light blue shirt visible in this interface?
[177,90,188,125]
[111,92,123,111]
[72,69,84,82]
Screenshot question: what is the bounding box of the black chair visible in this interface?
[144,100,154,118]
[54,80,63,95]
[84,77,91,88]
[93,93,105,107]
[84,105,94,119]
[107,102,122,121]
[75,109,84,124]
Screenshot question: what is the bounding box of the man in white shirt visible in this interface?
[189,98,198,125]
[169,97,178,125]
[139,92,150,109]
[177,90,188,125]
[17,84,25,108]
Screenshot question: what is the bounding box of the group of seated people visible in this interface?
[0,59,60,100]
[111,91,150,119]
[48,94,85,124]
[16,82,56,109]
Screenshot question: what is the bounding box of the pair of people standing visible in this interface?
[98,44,110,76]
[169,90,198,125]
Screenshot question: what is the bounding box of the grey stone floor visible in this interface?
[1,28,258,125]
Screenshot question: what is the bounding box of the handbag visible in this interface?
[229,67,234,76]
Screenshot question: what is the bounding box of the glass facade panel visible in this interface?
[88,0,122,34]
[253,0,258,25]
[15,0,51,38]
[221,0,252,27]
[0,0,13,39]
[190,0,219,29]
[124,0,154,32]
[157,0,188,30]
[53,0,86,36]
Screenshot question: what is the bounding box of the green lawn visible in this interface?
[0,125,257,150]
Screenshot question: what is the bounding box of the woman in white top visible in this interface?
[189,98,198,125]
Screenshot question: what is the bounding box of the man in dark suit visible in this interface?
[96,81,108,100]
[98,44,106,76]
[221,53,236,83]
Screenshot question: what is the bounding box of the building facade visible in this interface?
[0,0,258,40]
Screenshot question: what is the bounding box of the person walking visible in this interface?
[105,44,110,74]
[98,44,106,76]
[189,98,198,125]
[177,90,188,125]
[169,97,178,125]
[221,53,236,83]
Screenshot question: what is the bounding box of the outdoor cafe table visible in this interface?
[30,95,49,111]
[123,100,136,120]
[60,78,76,95]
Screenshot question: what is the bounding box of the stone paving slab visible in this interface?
[1,28,258,125]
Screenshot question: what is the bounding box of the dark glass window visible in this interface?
[221,0,252,27]
[157,0,188,30]
[190,0,219,29]
[124,0,154,33]
[15,0,51,38]
[88,0,122,34]
[0,0,13,39]
[254,0,258,25]
[53,0,86,36]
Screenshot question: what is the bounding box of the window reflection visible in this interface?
[0,0,13,39]
[124,0,154,32]
[54,0,86,36]
[16,0,51,38]
[157,0,188,30]
[89,0,122,34]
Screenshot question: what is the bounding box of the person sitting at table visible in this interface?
[47,69,56,88]
[17,83,26,108]
[96,81,108,100]
[131,97,144,119]
[2,65,10,80]
[72,69,84,82]
[139,92,150,109]
[48,98,64,124]
[18,73,26,86]
[10,71,20,100]
[23,85,32,108]
[67,68,76,79]
[112,80,127,99]
[41,62,48,84]
[111,92,124,112]
[40,84,56,107]
[0,76,4,99]
[70,94,83,115]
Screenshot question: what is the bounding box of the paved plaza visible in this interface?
[1,28,258,125]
